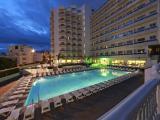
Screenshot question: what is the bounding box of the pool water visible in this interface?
[25,69,129,106]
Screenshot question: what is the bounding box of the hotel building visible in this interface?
[91,0,159,68]
[8,45,43,65]
[8,45,35,65]
[50,5,91,63]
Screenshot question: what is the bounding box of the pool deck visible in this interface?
[31,73,144,120]
[0,80,19,103]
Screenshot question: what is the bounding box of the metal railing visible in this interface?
[98,79,160,120]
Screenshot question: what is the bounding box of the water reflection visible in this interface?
[100,69,109,77]
[112,71,123,76]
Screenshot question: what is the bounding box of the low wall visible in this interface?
[0,73,21,85]
[145,64,160,82]
[145,67,152,82]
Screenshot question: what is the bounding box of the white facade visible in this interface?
[8,45,41,65]
[81,5,92,57]
[33,52,43,63]
[50,5,91,61]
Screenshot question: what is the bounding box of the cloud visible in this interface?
[0,0,105,52]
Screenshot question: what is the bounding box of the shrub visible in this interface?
[0,68,19,78]
[58,63,88,68]
[0,57,17,70]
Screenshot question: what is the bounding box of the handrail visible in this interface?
[98,79,160,120]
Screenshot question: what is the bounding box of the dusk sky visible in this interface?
[0,0,106,52]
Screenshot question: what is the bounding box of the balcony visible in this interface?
[66,43,71,46]
[93,0,157,33]
[93,38,157,50]
[72,43,76,46]
[59,42,65,46]
[78,44,82,46]
[99,65,160,120]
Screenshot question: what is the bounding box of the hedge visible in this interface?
[0,57,17,70]
[58,63,88,68]
[0,68,20,78]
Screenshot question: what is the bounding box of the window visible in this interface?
[137,38,145,43]
[137,49,145,54]
[15,46,18,49]
[118,51,123,55]
[150,35,156,40]
[127,50,132,54]
[150,23,156,28]
[137,26,145,31]
[126,40,133,45]
[150,10,157,15]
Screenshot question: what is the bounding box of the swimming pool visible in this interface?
[25,69,129,106]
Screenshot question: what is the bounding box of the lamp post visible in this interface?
[31,49,35,53]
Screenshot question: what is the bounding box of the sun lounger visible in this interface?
[0,106,15,115]
[19,82,29,85]
[78,89,92,97]
[59,70,63,74]
[86,86,98,93]
[23,104,35,120]
[94,84,104,91]
[13,90,26,94]
[43,72,46,76]
[41,100,51,114]
[8,94,23,100]
[39,73,42,77]
[1,99,18,107]
[63,94,74,103]
[98,83,106,89]
[47,72,51,76]
[71,91,84,100]
[17,87,30,90]
[7,108,21,120]
[33,74,36,78]
[51,71,55,75]
[51,96,62,108]
[19,82,30,86]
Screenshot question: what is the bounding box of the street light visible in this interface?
[32,49,35,53]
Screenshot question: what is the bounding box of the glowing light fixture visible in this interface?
[32,49,35,53]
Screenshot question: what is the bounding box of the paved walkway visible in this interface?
[33,73,144,120]
[0,81,18,97]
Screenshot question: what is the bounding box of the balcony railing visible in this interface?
[98,77,160,120]
[93,0,156,31]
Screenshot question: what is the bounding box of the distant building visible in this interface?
[8,45,43,65]
[50,5,92,64]
[33,52,43,63]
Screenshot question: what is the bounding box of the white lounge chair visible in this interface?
[52,96,62,108]
[33,74,36,78]
[86,86,98,93]
[71,91,84,100]
[41,100,50,114]
[23,104,35,120]
[51,71,55,75]
[63,94,74,103]
[0,106,15,115]
[93,85,101,91]
[1,100,19,107]
[94,84,104,91]
[7,108,21,120]
[39,73,42,77]
[13,90,26,95]
[98,83,106,89]
[43,72,46,76]
[9,94,23,100]
[47,72,51,76]
[78,89,92,97]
